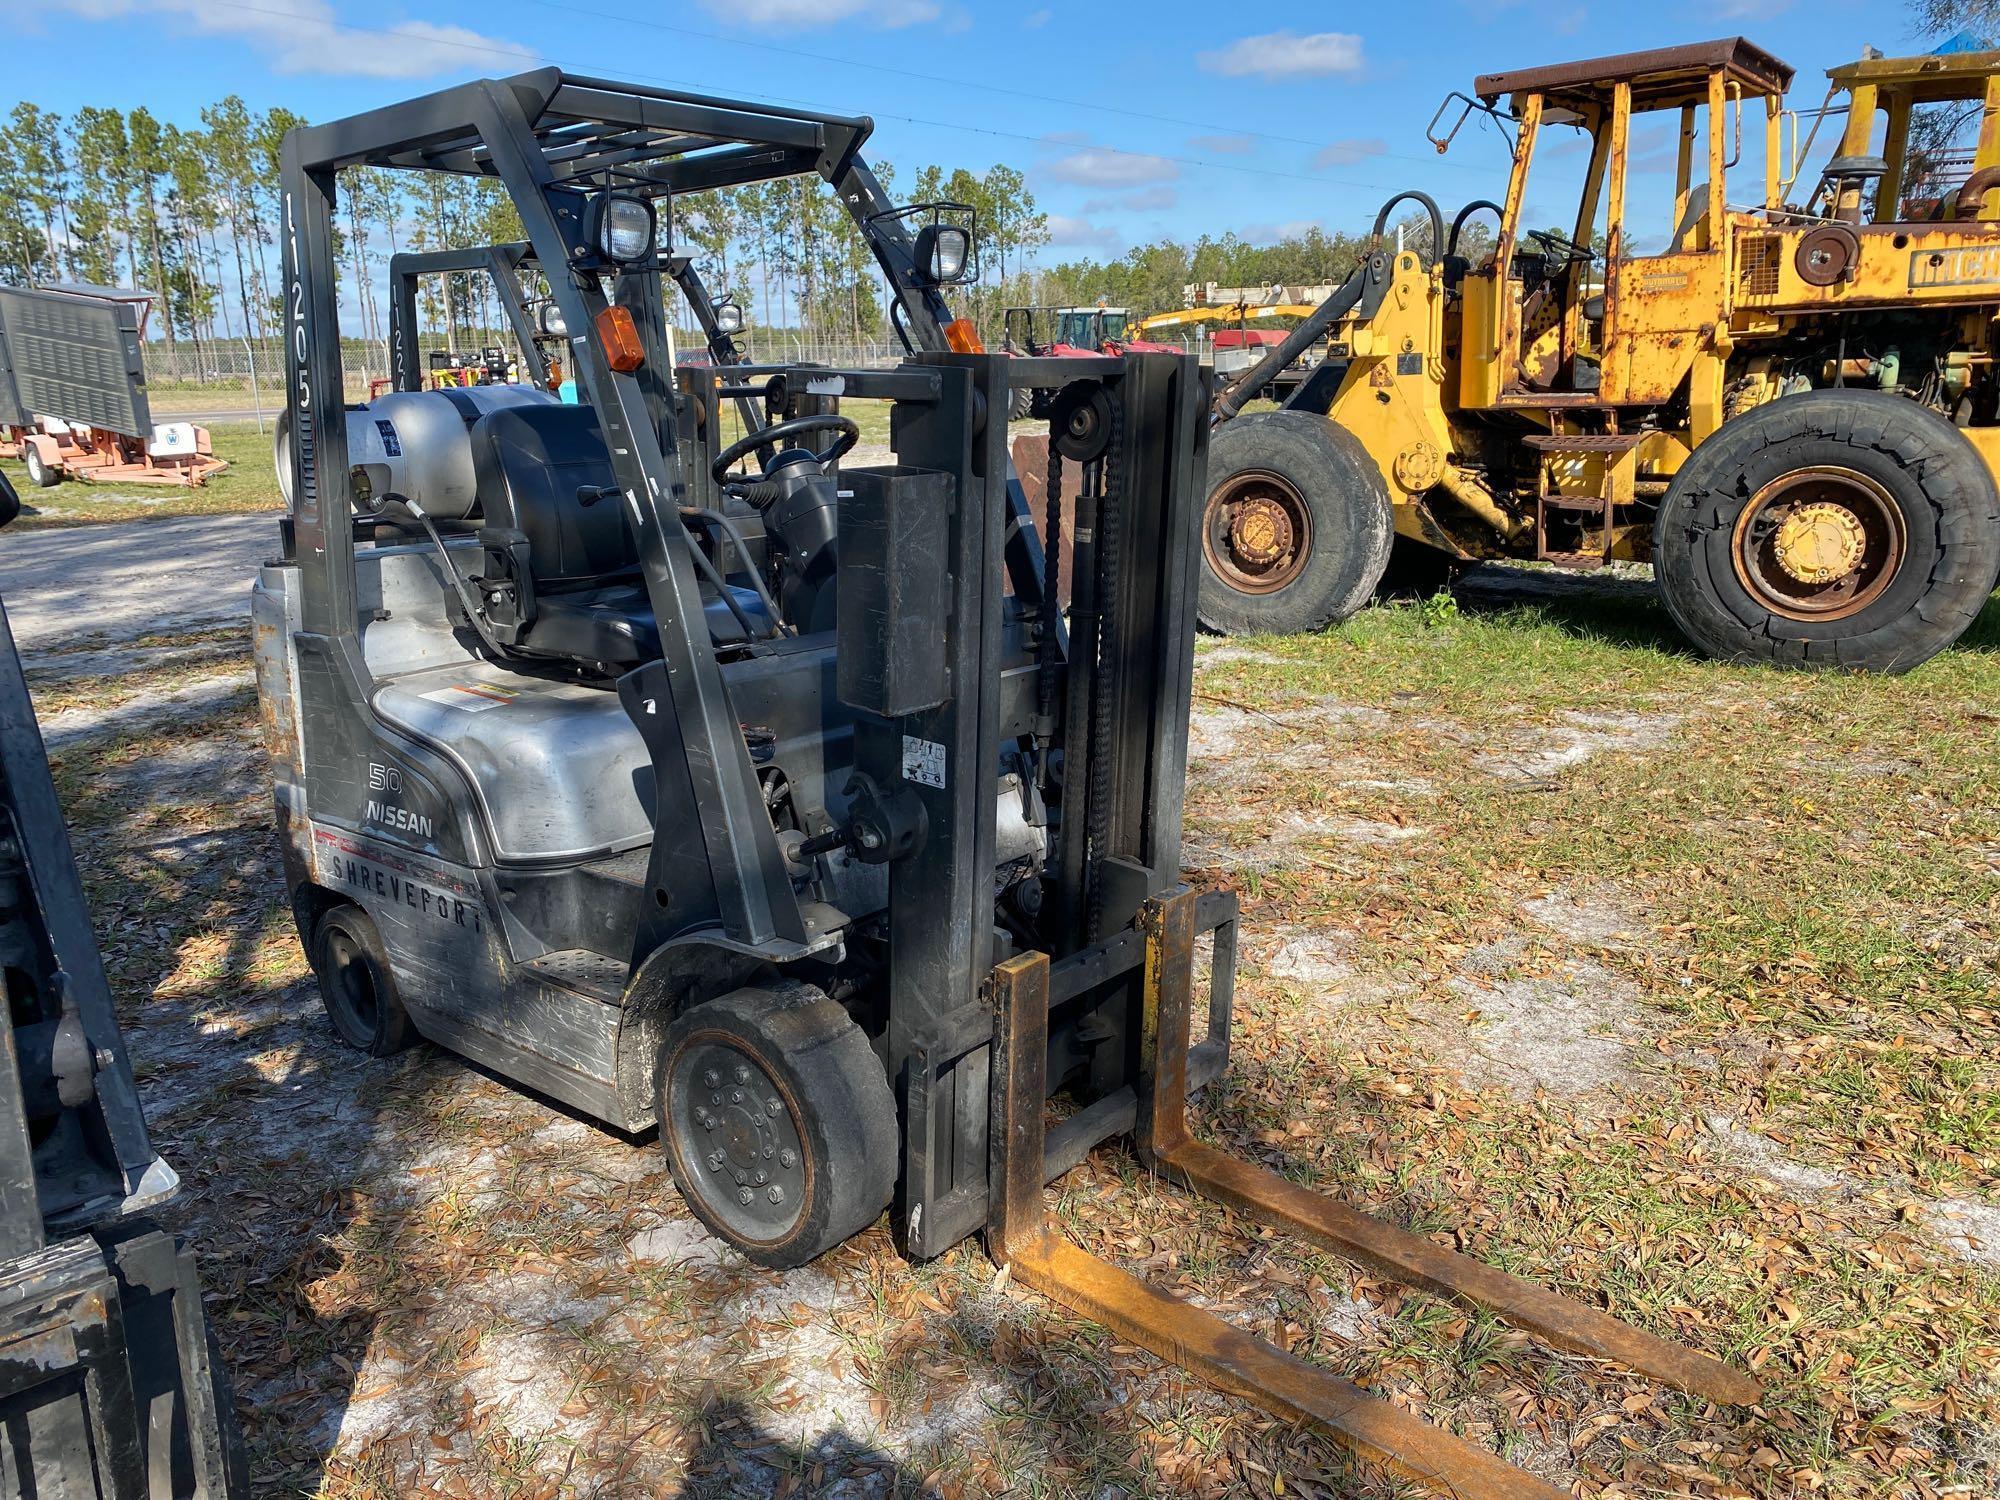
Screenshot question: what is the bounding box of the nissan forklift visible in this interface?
[256,69,1760,1498]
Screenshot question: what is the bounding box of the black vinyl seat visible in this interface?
[469,403,648,664]
[469,403,757,667]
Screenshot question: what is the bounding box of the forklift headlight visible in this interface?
[713,299,744,336]
[914,223,972,286]
[538,301,568,339]
[591,191,656,264]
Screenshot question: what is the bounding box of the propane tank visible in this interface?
[273,384,558,517]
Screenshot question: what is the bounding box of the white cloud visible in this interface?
[1190,133,1255,155]
[1198,30,1364,80]
[48,0,533,75]
[1045,215,1121,249]
[1243,218,1323,244]
[1041,148,1179,187]
[1082,187,1176,213]
[1311,137,1387,170]
[700,0,939,27]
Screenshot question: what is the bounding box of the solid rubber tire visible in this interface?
[309,904,415,1057]
[1653,388,2000,673]
[656,983,897,1270]
[1197,410,1395,634]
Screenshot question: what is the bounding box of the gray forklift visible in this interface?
[0,471,246,1497]
[257,70,1759,1499]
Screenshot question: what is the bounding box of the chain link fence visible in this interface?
[140,332,908,410]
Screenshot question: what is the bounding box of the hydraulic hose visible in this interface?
[1448,199,1504,259]
[1370,190,1446,269]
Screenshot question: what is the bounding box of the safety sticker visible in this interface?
[419,683,519,713]
[902,734,946,789]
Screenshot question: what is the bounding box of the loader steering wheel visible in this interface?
[710,414,860,483]
[1523,228,1595,268]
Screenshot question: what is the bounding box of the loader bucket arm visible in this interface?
[1212,250,1392,420]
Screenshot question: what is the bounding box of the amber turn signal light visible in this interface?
[943,317,984,354]
[596,306,645,373]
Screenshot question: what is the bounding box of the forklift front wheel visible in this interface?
[657,985,896,1270]
[309,905,415,1056]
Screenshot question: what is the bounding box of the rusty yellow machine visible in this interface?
[1201,38,2000,672]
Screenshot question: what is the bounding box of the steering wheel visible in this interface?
[1523,228,1595,266]
[710,414,859,484]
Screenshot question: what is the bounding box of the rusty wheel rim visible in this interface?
[1204,470,1313,595]
[1730,465,1905,622]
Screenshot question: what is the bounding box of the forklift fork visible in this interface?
[988,885,1760,1500]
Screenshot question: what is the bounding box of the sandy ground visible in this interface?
[3,519,1994,1499]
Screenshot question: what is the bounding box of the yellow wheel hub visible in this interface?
[1230,498,1292,567]
[1771,502,1867,585]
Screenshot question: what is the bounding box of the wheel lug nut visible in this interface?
[730,1088,744,1103]
[734,1065,750,1084]
[766,1096,782,1117]
[768,1186,784,1205]
[707,1151,724,1170]
[738,1188,754,1206]
[779,1149,796,1169]
[755,1170,768,1185]
[711,1092,721,1105]
[703,1069,720,1088]
[762,1147,773,1159]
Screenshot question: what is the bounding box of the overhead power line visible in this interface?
[144,0,1493,201]
[509,0,1491,177]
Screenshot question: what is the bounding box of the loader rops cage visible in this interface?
[1202,37,2000,673]
[257,68,1760,1497]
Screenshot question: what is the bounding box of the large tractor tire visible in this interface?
[656,983,896,1270]
[1653,389,2000,673]
[1197,411,1394,635]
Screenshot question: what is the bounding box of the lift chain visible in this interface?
[1083,395,1125,943]
[1035,436,1064,739]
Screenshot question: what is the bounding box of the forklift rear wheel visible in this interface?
[309,905,415,1056]
[657,984,896,1270]
[1197,411,1393,635]
[1654,389,2000,673]
[23,447,59,489]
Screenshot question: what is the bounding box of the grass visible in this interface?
[3,421,284,526]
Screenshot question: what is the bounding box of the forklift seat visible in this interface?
[470,403,761,667]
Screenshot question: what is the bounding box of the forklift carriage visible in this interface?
[257,69,1757,1497]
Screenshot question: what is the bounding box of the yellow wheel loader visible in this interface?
[1203,37,2000,672]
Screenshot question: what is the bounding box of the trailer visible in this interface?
[0,284,227,490]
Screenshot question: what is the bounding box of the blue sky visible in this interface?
[5,0,1917,260]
